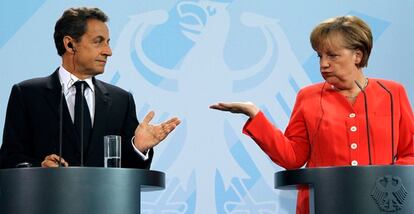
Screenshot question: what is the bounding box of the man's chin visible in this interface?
[91,69,105,76]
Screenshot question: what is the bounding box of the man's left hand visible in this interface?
[133,111,181,153]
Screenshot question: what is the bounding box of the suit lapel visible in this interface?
[44,69,79,153]
[85,78,111,156]
[44,69,62,117]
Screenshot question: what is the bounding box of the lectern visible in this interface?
[275,165,414,214]
[0,167,165,214]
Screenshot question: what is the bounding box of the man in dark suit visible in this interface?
[0,7,180,168]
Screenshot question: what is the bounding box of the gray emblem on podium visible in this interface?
[371,175,408,212]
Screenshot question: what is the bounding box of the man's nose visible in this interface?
[102,44,112,57]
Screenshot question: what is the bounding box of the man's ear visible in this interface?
[63,36,76,54]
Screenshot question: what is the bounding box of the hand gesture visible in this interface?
[41,154,69,167]
[209,102,259,118]
[133,111,181,152]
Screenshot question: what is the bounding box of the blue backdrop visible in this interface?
[1,1,413,213]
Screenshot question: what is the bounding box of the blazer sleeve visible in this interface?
[0,84,37,168]
[395,84,414,164]
[243,90,310,169]
[120,92,153,169]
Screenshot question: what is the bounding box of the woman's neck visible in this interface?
[332,73,367,98]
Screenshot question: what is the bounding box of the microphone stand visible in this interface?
[58,83,64,167]
[376,81,395,165]
[355,80,372,165]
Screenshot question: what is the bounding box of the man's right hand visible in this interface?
[41,154,69,167]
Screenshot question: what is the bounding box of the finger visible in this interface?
[45,154,69,167]
[152,123,172,139]
[210,103,232,111]
[41,159,59,168]
[46,154,60,161]
[161,119,181,133]
[57,157,69,167]
[142,111,155,124]
[162,122,179,134]
[153,122,179,143]
[164,117,181,126]
[209,104,221,109]
[218,102,234,107]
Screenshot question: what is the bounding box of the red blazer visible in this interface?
[243,78,414,214]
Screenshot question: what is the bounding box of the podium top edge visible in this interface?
[0,167,164,174]
[275,165,414,174]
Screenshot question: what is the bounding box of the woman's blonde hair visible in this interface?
[310,15,373,67]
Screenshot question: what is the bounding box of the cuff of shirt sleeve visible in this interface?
[131,136,150,160]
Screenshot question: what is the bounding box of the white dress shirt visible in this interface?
[58,66,95,125]
[58,66,148,160]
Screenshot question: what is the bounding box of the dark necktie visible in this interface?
[74,81,92,151]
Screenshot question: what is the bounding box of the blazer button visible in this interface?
[351,160,358,166]
[350,143,358,150]
[350,126,357,132]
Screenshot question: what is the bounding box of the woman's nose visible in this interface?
[319,56,329,69]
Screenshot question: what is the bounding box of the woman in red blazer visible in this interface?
[211,15,414,214]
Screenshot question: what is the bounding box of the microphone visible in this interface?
[355,80,372,165]
[376,81,395,165]
[58,83,64,167]
[15,162,32,168]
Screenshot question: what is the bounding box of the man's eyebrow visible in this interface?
[91,35,110,44]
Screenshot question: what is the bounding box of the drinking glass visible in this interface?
[104,135,121,168]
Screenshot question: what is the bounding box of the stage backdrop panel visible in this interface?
[1,1,413,213]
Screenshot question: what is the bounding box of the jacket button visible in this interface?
[351,160,358,166]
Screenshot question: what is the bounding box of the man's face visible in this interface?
[73,19,112,78]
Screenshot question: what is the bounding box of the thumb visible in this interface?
[142,111,155,124]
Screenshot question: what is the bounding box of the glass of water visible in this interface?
[104,135,121,168]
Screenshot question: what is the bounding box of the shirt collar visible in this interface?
[58,66,95,92]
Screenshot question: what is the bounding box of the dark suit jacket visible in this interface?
[0,69,153,168]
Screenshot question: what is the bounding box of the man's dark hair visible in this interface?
[54,7,108,56]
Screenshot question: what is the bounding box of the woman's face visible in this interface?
[316,35,363,89]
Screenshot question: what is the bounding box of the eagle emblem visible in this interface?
[371,175,408,212]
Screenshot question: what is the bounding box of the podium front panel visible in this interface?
[275,165,414,214]
[0,167,165,214]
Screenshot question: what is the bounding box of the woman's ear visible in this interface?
[354,49,363,66]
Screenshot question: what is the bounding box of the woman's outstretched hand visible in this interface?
[209,102,259,118]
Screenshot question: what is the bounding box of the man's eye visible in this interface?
[93,38,104,44]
